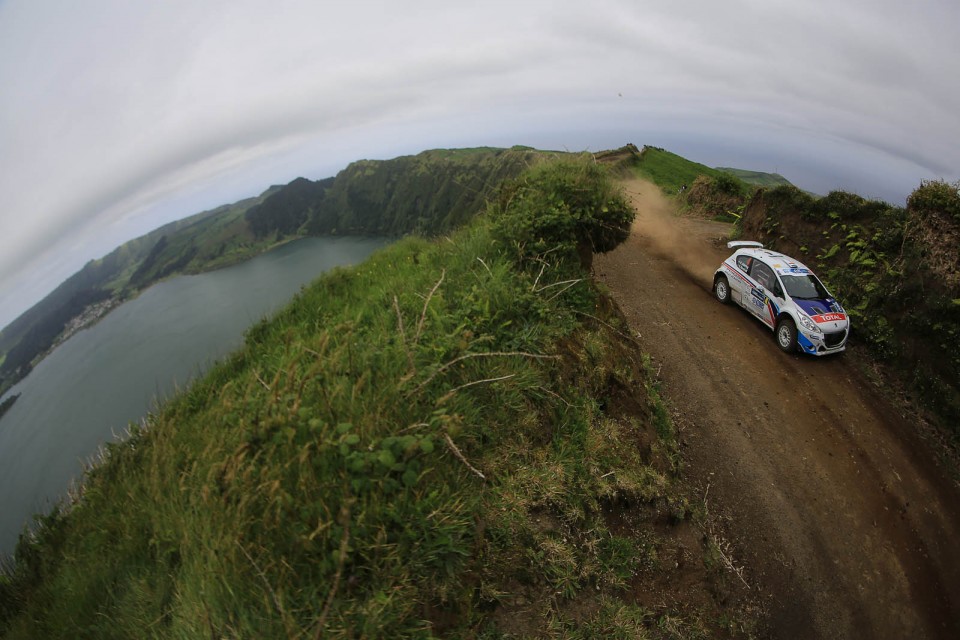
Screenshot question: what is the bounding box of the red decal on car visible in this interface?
[811,313,846,323]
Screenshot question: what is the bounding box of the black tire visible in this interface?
[714,275,731,304]
[713,276,730,304]
[775,317,798,353]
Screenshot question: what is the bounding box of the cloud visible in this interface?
[1,0,958,328]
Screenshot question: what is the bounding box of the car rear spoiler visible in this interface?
[726,241,764,249]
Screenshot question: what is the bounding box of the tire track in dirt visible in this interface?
[595,178,960,639]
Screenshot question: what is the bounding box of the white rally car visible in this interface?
[713,241,849,355]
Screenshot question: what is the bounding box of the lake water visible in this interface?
[0,236,388,556]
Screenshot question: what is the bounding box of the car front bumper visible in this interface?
[798,328,848,355]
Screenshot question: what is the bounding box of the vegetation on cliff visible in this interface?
[740,180,960,440]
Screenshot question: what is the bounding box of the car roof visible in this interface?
[733,247,814,276]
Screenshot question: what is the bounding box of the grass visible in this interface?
[631,147,725,195]
[715,168,793,189]
[1,161,758,638]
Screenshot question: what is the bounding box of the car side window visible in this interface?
[736,255,752,272]
[751,261,774,290]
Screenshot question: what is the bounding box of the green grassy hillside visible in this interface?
[124,195,280,291]
[0,159,755,638]
[593,145,750,222]
[633,147,726,194]
[714,168,793,189]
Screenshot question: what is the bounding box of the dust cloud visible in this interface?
[617,178,731,290]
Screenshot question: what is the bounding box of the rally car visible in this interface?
[713,241,849,355]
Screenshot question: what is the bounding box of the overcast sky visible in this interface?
[1,0,957,330]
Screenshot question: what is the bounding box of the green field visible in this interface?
[631,146,726,194]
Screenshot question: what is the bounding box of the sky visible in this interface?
[1,0,958,330]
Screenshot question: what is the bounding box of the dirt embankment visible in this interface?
[595,178,960,639]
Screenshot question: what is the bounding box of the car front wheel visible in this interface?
[775,317,798,353]
[714,276,731,304]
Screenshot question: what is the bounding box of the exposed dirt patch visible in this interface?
[595,178,960,639]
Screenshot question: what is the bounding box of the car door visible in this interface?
[746,259,778,328]
[730,254,754,307]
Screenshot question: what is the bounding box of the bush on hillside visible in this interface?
[682,174,748,221]
[491,158,634,270]
[713,172,745,197]
[908,179,960,223]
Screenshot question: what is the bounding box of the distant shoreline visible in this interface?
[0,392,20,421]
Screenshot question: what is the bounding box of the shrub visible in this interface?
[908,179,960,222]
[713,172,744,197]
[492,158,634,270]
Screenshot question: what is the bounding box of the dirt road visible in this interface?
[595,178,960,639]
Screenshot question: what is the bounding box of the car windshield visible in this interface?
[781,273,830,299]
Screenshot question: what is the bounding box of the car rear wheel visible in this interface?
[714,276,731,304]
[775,317,798,353]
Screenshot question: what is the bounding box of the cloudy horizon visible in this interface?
[1,0,958,330]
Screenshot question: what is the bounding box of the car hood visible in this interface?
[794,297,848,328]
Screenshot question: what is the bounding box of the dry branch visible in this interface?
[436,374,517,405]
[393,295,414,371]
[444,433,486,481]
[408,351,559,396]
[414,269,445,346]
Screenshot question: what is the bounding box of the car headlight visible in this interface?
[797,313,820,334]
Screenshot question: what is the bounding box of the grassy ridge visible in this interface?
[714,168,793,189]
[630,147,725,195]
[1,160,754,637]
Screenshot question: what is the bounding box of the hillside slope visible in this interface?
[0,160,758,638]
[714,168,793,189]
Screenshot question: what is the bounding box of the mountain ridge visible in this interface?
[0,147,541,398]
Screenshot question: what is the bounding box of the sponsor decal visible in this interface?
[750,288,776,325]
[725,263,753,287]
[811,312,846,323]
